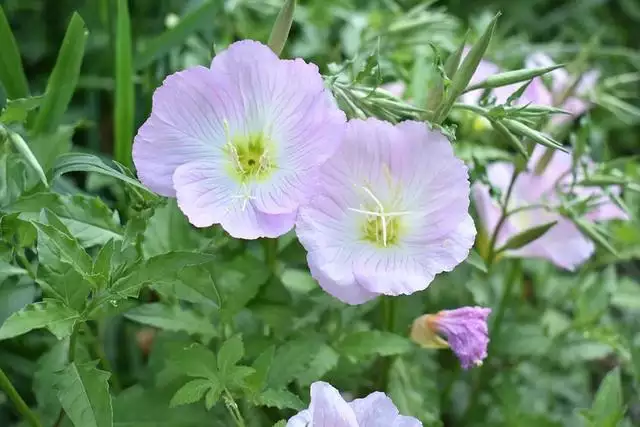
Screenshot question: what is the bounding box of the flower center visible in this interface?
[363,215,401,247]
[224,132,274,183]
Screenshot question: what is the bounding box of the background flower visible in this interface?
[296,119,475,304]
[288,381,422,426]
[133,40,345,239]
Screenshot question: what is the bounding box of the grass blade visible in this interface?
[32,13,88,135]
[115,0,135,168]
[0,6,29,99]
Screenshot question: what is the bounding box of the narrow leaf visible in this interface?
[574,218,618,256]
[3,128,48,186]
[465,64,565,92]
[0,300,80,340]
[33,13,88,134]
[134,1,218,70]
[268,0,296,56]
[52,152,150,192]
[54,361,113,427]
[502,119,567,152]
[589,367,625,427]
[489,119,528,158]
[497,221,557,252]
[115,0,135,168]
[464,249,488,273]
[0,6,29,99]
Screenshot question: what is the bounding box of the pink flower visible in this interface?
[411,307,491,369]
[133,40,345,239]
[473,146,627,270]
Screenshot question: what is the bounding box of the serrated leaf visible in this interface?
[54,361,113,427]
[36,263,92,311]
[169,343,218,380]
[217,335,244,377]
[204,385,223,410]
[32,209,93,276]
[170,378,213,408]
[246,346,275,393]
[267,338,325,389]
[34,340,69,424]
[0,96,43,124]
[106,251,215,301]
[388,355,440,425]
[497,221,557,252]
[336,330,413,360]
[296,345,339,387]
[124,303,216,339]
[93,240,115,288]
[253,389,304,411]
[0,299,79,340]
[142,199,201,257]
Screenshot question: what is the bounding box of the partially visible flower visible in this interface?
[411,306,491,369]
[133,40,345,239]
[526,52,599,124]
[296,119,475,305]
[473,146,627,270]
[287,381,422,426]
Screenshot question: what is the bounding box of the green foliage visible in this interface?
[0,1,639,427]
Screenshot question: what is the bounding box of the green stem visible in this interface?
[262,238,278,276]
[376,297,397,391]
[487,170,520,267]
[54,328,79,427]
[0,367,43,427]
[462,260,522,422]
[223,389,246,427]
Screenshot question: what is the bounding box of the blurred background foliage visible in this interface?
[0,0,639,426]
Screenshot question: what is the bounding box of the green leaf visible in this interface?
[142,199,202,257]
[246,346,275,393]
[434,13,499,123]
[9,192,122,247]
[574,218,618,256]
[388,355,440,425]
[280,268,317,294]
[32,209,93,276]
[0,299,80,340]
[0,6,29,99]
[170,378,214,408]
[489,119,528,159]
[114,0,134,168]
[34,340,69,424]
[464,249,488,273]
[28,124,75,172]
[336,330,413,360]
[253,389,304,411]
[465,64,565,92]
[2,128,48,186]
[37,264,92,311]
[106,251,215,300]
[587,368,625,427]
[0,259,27,278]
[93,240,116,288]
[0,96,43,124]
[204,385,223,410]
[268,0,296,56]
[54,361,113,427]
[217,335,244,377]
[296,345,339,387]
[502,119,567,152]
[32,13,87,134]
[267,338,325,389]
[51,152,150,192]
[497,221,557,252]
[113,384,214,427]
[134,1,219,70]
[273,421,287,427]
[168,343,218,380]
[124,303,216,339]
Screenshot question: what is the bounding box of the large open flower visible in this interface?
[296,119,475,304]
[287,381,422,426]
[133,40,345,239]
